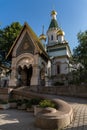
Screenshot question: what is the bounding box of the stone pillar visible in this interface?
[31,65,40,86]
[9,67,17,87]
[9,58,17,87]
[45,75,49,86]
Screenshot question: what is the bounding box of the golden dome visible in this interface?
[51,10,57,16]
[57,29,65,36]
[39,34,46,41]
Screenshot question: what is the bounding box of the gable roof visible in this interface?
[6,22,49,60]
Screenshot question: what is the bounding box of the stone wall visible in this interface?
[40,85,87,98]
[0,88,9,101]
[11,89,34,100]
[0,85,87,102]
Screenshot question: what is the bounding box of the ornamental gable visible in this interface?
[16,32,35,56]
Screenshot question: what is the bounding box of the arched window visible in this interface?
[57,35,58,40]
[51,35,53,40]
[57,64,60,74]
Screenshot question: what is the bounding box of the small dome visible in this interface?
[57,29,65,36]
[39,34,46,41]
[51,10,57,16]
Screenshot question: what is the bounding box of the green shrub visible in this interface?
[30,98,42,105]
[39,99,57,108]
[26,100,32,108]
[22,99,29,104]
[0,99,8,104]
[17,99,23,106]
[9,99,18,103]
[54,82,64,86]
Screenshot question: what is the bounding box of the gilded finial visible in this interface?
[52,3,55,10]
[51,2,57,16]
[39,25,46,41]
[42,25,44,34]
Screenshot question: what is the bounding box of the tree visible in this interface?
[0,22,22,76]
[0,22,22,54]
[73,31,87,68]
[73,30,87,83]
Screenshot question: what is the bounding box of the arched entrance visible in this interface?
[17,65,33,86]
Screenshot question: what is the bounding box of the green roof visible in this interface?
[49,19,58,29]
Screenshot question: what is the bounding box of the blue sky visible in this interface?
[0,0,87,52]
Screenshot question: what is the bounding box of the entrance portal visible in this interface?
[18,65,33,86]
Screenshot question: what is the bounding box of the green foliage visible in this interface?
[16,98,57,109]
[39,99,57,108]
[26,100,32,108]
[0,22,22,72]
[54,81,64,86]
[73,30,87,83]
[8,99,18,103]
[73,31,87,68]
[17,99,23,106]
[0,22,22,54]
[22,99,29,104]
[16,98,42,107]
[0,99,8,104]
[30,98,42,105]
[10,98,58,109]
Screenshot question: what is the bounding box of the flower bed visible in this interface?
[34,99,57,116]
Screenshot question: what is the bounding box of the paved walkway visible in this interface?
[0,96,87,130]
[63,99,87,130]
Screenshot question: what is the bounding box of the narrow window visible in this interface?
[51,35,53,40]
[48,36,50,43]
[57,64,60,74]
[57,35,58,40]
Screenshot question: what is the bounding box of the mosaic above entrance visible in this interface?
[16,32,35,56]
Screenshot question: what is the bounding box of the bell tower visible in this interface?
[47,10,59,45]
[46,10,72,78]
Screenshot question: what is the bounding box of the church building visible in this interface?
[7,10,71,87]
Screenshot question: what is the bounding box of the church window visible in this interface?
[51,35,53,40]
[57,35,58,40]
[57,64,60,74]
